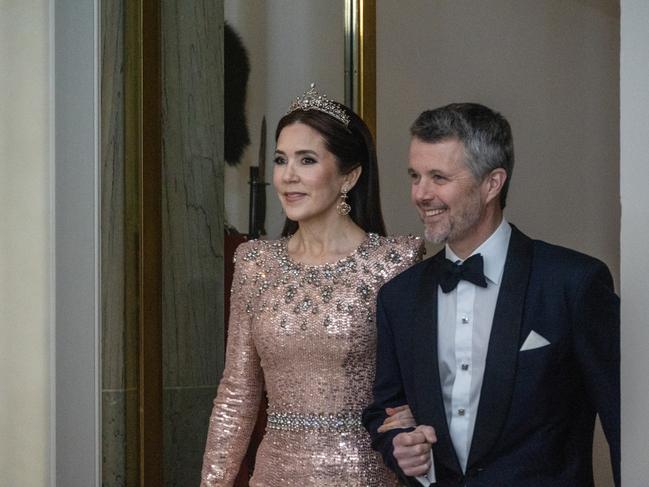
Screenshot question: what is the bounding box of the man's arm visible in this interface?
[363,289,414,479]
[572,260,620,486]
[364,288,440,486]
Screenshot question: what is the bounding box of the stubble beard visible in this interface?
[422,192,483,246]
[424,219,451,244]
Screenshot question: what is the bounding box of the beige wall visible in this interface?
[620,2,649,485]
[377,0,619,270]
[377,1,619,485]
[0,1,51,486]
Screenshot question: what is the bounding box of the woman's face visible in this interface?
[273,122,349,226]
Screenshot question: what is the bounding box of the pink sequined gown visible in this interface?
[201,234,423,486]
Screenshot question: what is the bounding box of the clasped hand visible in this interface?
[378,405,437,477]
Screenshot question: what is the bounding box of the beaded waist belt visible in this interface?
[266,411,364,432]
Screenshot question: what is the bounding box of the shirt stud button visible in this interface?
[458,408,466,416]
[461,364,469,371]
[461,316,469,324]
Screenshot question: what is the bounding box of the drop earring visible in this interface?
[337,185,351,216]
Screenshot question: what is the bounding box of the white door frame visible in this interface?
[52,0,101,485]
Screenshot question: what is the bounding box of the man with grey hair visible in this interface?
[363,103,620,486]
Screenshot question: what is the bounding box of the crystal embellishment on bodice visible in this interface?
[201,234,424,486]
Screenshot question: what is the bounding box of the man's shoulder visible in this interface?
[511,228,612,285]
[530,238,608,272]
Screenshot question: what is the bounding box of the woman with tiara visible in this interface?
[201,84,423,486]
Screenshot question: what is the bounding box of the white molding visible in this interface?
[94,0,102,483]
[53,0,101,484]
[48,0,56,485]
[621,2,649,485]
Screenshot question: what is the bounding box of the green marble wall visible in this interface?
[161,1,225,485]
[101,1,224,485]
[101,1,138,485]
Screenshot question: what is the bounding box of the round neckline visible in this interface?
[280,233,374,268]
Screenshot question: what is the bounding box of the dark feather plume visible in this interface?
[224,23,250,166]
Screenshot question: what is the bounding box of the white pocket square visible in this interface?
[520,330,550,351]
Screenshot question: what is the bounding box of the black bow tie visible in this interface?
[438,253,488,293]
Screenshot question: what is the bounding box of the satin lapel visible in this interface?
[412,251,463,476]
[466,226,533,469]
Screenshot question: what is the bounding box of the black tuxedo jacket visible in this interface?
[362,226,620,486]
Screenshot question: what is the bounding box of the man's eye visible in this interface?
[273,156,286,165]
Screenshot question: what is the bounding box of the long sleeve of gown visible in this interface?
[201,244,264,486]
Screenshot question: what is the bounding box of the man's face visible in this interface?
[408,137,485,247]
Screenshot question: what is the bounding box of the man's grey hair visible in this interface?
[410,103,514,209]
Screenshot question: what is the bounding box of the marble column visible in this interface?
[101,0,139,485]
[161,1,225,485]
[101,1,225,484]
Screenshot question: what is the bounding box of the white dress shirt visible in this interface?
[440,218,511,470]
[417,219,511,486]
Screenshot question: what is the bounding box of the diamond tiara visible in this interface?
[287,83,351,127]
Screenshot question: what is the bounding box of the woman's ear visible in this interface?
[343,166,362,192]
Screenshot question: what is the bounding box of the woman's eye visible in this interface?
[273,156,286,165]
[302,157,317,165]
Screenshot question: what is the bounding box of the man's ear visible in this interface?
[343,166,362,191]
[483,168,507,205]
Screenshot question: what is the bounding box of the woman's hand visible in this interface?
[377,404,416,433]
